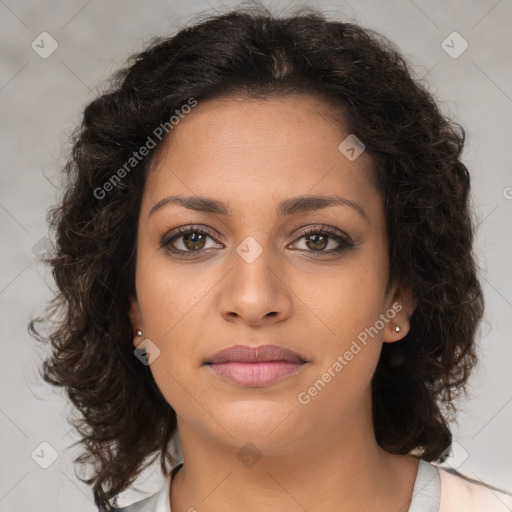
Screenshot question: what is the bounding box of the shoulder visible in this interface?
[115,473,173,512]
[115,462,181,512]
[437,465,512,512]
[116,491,161,512]
[117,492,160,512]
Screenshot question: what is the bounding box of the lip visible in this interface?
[204,344,308,387]
[205,344,307,364]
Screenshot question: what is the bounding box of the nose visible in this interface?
[217,240,293,326]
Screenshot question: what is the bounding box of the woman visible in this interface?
[29,5,512,511]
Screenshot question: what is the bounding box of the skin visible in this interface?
[128,94,418,512]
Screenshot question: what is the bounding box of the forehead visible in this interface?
[142,94,381,219]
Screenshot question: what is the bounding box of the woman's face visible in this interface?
[129,94,413,454]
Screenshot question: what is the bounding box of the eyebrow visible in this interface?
[148,194,369,223]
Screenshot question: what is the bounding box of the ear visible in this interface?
[383,281,416,343]
[128,294,144,348]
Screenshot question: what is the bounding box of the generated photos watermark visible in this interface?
[93,97,198,200]
[297,302,403,405]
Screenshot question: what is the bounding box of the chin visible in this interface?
[213,401,303,451]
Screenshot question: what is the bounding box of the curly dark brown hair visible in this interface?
[29,4,486,510]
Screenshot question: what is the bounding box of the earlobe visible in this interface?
[385,316,407,343]
[127,295,144,348]
[384,284,416,343]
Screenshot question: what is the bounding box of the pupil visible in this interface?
[185,232,204,250]
[307,234,327,250]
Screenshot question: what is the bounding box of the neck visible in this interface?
[170,403,419,512]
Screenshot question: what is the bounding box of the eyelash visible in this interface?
[160,225,354,259]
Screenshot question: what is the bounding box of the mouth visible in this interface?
[203,344,309,387]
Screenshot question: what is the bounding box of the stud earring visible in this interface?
[136,330,143,337]
[394,325,401,332]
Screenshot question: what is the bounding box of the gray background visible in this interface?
[1,0,511,510]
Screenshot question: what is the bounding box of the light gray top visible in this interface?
[408,459,441,511]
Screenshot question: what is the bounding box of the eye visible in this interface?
[289,225,354,255]
[161,225,223,258]
[160,224,354,259]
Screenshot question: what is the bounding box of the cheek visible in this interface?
[301,248,389,337]
[135,261,202,410]
[135,249,209,339]
[294,278,387,421]
[309,283,386,390]
[297,250,389,394]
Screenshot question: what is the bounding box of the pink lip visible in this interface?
[207,361,306,387]
[206,344,306,364]
[204,344,308,387]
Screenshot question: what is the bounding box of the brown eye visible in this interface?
[161,224,354,260]
[181,231,207,251]
[304,232,329,251]
[161,226,223,258]
[290,226,354,254]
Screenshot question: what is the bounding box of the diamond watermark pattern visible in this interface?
[338,134,365,161]
[31,236,51,259]
[31,32,59,59]
[440,441,469,469]
[236,236,263,264]
[441,31,468,59]
[31,441,59,469]
[236,442,263,468]
[134,338,161,366]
